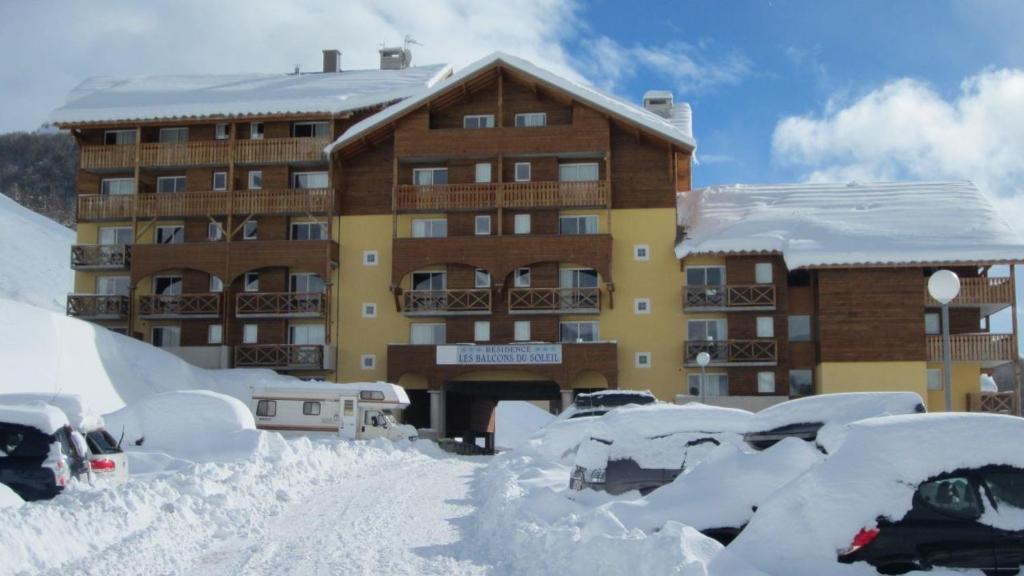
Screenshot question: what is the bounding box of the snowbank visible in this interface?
[0,484,23,510]
[0,403,69,435]
[0,194,73,311]
[981,373,999,392]
[495,401,556,451]
[524,416,603,464]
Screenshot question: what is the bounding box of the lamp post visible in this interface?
[696,351,711,404]
[928,270,961,412]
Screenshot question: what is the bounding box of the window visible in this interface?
[634,298,651,314]
[155,225,183,244]
[475,215,491,235]
[292,122,329,138]
[756,317,774,338]
[152,326,181,347]
[925,313,941,335]
[755,262,773,284]
[475,269,491,288]
[248,171,263,190]
[244,272,260,292]
[917,475,982,520]
[474,321,491,342]
[979,468,1024,513]
[213,172,228,191]
[209,275,223,293]
[243,220,258,240]
[788,315,812,342]
[514,267,531,288]
[361,354,376,370]
[475,163,492,183]
[101,178,135,195]
[292,172,329,189]
[208,222,224,241]
[412,167,448,186]
[687,319,726,341]
[412,271,446,291]
[99,227,132,245]
[515,112,547,127]
[215,123,229,140]
[289,273,325,293]
[635,352,651,368]
[250,122,264,140]
[758,372,776,394]
[560,321,599,343]
[158,127,188,143]
[790,370,813,396]
[302,401,322,416]
[514,162,531,182]
[463,115,495,129]
[104,130,136,145]
[688,373,729,396]
[788,269,811,286]
[289,324,325,345]
[290,221,328,240]
[514,214,531,234]
[514,321,531,342]
[634,245,650,261]
[208,324,223,345]
[410,323,446,345]
[559,215,599,235]
[95,276,130,296]
[363,250,378,266]
[256,400,276,417]
[558,163,599,182]
[362,303,377,318]
[927,369,943,391]
[411,219,447,238]
[686,266,725,286]
[156,176,187,193]
[153,275,182,295]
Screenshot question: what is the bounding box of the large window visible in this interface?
[155,225,184,245]
[104,130,136,145]
[558,163,599,182]
[151,326,181,347]
[250,122,264,140]
[687,319,726,341]
[559,215,598,235]
[514,213,531,234]
[411,219,447,238]
[688,373,729,396]
[292,122,329,138]
[790,369,814,396]
[514,321,531,342]
[153,275,182,295]
[560,321,599,343]
[514,162,531,182]
[290,273,325,293]
[559,268,598,288]
[412,168,448,186]
[757,372,776,394]
[156,176,187,194]
[411,323,446,345]
[788,315,812,342]
[243,324,258,344]
[289,324,325,345]
[208,324,223,345]
[292,172,328,189]
[686,266,725,286]
[463,115,495,129]
[244,272,260,292]
[99,227,132,245]
[756,317,774,338]
[158,127,188,143]
[95,276,130,296]
[755,262,773,284]
[215,124,229,140]
[412,271,446,291]
[475,163,492,183]
[101,178,135,196]
[248,171,263,190]
[474,321,491,342]
[925,313,940,335]
[514,112,547,127]
[290,222,328,240]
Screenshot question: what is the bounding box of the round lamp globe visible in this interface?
[927,270,961,305]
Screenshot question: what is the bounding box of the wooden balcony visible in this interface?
[138,293,221,319]
[235,292,326,318]
[402,289,491,316]
[925,277,1013,310]
[66,294,129,320]
[234,344,334,370]
[684,285,776,311]
[80,144,136,170]
[77,194,136,221]
[926,333,1015,366]
[79,138,328,171]
[70,244,131,270]
[684,339,778,367]
[508,287,600,314]
[235,137,329,164]
[139,141,229,167]
[966,391,1017,414]
[77,188,333,221]
[394,180,609,212]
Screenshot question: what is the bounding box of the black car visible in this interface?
[0,416,89,501]
[563,390,657,420]
[839,465,1024,575]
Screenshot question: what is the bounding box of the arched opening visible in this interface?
[442,372,561,452]
[399,263,495,316]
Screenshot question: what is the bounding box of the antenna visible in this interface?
[404,34,423,49]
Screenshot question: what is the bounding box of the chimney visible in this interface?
[379,46,412,70]
[643,90,693,139]
[322,49,341,73]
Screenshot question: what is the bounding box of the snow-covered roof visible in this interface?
[591,403,754,441]
[251,381,410,405]
[676,180,1024,269]
[0,403,69,435]
[325,52,697,155]
[0,393,104,432]
[50,64,452,125]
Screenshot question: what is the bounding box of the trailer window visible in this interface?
[359,390,385,401]
[302,401,321,416]
[256,400,277,417]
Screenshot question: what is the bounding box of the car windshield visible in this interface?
[0,424,52,459]
[86,430,119,454]
[981,468,1024,510]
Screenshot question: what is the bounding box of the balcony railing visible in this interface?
[926,333,1015,364]
[70,244,131,270]
[236,292,326,318]
[684,285,776,311]
[235,137,330,164]
[80,144,136,170]
[966,392,1017,414]
[79,138,329,171]
[394,180,609,212]
[508,287,601,314]
[234,344,330,370]
[924,277,1013,307]
[402,289,491,316]
[66,294,129,320]
[138,293,221,319]
[77,188,333,220]
[138,141,229,167]
[684,339,778,366]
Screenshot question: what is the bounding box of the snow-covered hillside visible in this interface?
[0,193,73,310]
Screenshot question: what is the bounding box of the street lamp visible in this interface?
[696,351,711,404]
[928,269,961,412]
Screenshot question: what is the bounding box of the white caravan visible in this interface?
[249,382,418,441]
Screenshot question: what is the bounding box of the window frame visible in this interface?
[789,369,814,396]
[688,373,729,396]
[927,368,943,391]
[288,324,325,345]
[685,265,726,286]
[559,321,599,343]
[244,272,260,293]
[214,123,229,140]
[474,214,492,236]
[289,272,325,294]
[256,400,276,417]
[209,275,224,293]
[151,325,181,348]
[559,215,599,235]
[410,323,446,345]
[361,354,377,370]
[514,267,532,288]
[474,320,491,342]
[514,162,531,182]
[412,167,449,186]
[757,372,776,394]
[788,315,812,342]
[95,275,130,296]
[755,262,774,284]
[155,225,184,245]
[250,122,264,140]
[462,114,496,129]
[155,175,187,194]
[411,218,448,238]
[103,129,136,145]
[302,401,322,416]
[411,271,447,292]
[212,171,228,191]
[243,324,258,344]
[207,324,223,344]
[99,226,132,245]
[207,222,224,241]
[100,178,135,196]
[158,127,189,144]
[475,163,492,183]
[925,312,941,335]
[514,112,547,127]
[362,250,379,266]
[687,318,727,341]
[474,268,491,289]
[635,352,652,368]
[292,121,330,138]
[634,298,651,315]
[513,213,532,234]
[247,170,263,190]
[633,244,650,261]
[242,220,258,240]
[362,302,378,318]
[153,275,183,296]
[558,162,600,182]
[756,316,775,338]
[514,320,531,342]
[290,221,328,241]
[291,171,329,189]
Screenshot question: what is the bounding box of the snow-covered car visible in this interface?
[0,404,89,501]
[715,413,1024,576]
[743,391,925,452]
[558,389,657,420]
[569,403,753,495]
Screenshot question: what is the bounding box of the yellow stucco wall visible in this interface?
[817,360,929,403]
[925,361,983,412]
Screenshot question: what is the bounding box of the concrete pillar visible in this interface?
[429,389,446,439]
[560,389,575,414]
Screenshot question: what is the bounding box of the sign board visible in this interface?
[436,344,563,366]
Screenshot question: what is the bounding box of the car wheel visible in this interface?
[877,562,921,575]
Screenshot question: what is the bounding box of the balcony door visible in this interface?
[686,266,725,286]
[412,271,446,292]
[99,226,132,245]
[153,275,183,296]
[559,268,598,289]
[687,319,727,341]
[95,276,130,296]
[289,324,325,346]
[290,273,325,294]
[292,172,328,189]
[559,268,599,310]
[558,163,599,182]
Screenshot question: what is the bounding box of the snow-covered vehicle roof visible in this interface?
[557,389,656,420]
[590,403,754,442]
[717,413,1024,576]
[0,403,70,435]
[746,392,924,437]
[49,64,452,125]
[251,381,410,406]
[0,393,104,432]
[675,180,1024,269]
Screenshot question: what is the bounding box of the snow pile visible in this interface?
[0,403,69,435]
[0,393,104,432]
[0,194,73,311]
[524,416,604,464]
[0,484,23,510]
[981,373,999,392]
[676,181,1024,269]
[717,413,1024,576]
[495,401,556,451]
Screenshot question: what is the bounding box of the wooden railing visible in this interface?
[138,293,221,318]
[684,339,778,366]
[236,292,326,318]
[232,188,333,215]
[70,244,131,270]
[138,141,229,167]
[925,277,1013,306]
[78,188,333,220]
[66,294,129,319]
[80,145,136,170]
[926,333,1015,363]
[235,344,326,369]
[508,287,601,314]
[77,194,136,220]
[684,285,776,310]
[79,138,328,171]
[402,289,492,315]
[394,180,609,211]
[967,392,1017,414]
[235,137,330,164]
